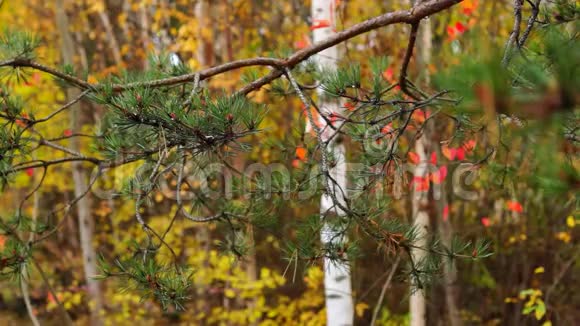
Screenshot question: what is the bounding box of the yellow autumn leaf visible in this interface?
[555,231,571,243]
[534,266,545,274]
[224,289,235,298]
[355,302,369,317]
[88,1,104,13]
[566,215,576,228]
[542,321,553,326]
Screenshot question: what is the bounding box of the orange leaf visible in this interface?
[295,146,307,161]
[411,110,430,123]
[408,152,420,165]
[442,146,455,160]
[294,35,311,50]
[87,75,98,84]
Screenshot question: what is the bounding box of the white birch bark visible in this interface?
[311,1,354,325]
[410,1,432,325]
[410,136,430,326]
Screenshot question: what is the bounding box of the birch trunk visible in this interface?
[410,1,432,325]
[311,1,354,325]
[55,1,103,324]
[409,135,430,326]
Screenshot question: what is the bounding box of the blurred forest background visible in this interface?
[0,0,578,325]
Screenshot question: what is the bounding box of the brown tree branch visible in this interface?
[399,23,420,100]
[1,0,464,96]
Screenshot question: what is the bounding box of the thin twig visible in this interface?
[518,0,542,48]
[371,256,401,326]
[34,89,91,123]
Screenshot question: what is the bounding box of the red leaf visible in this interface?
[506,200,523,213]
[382,67,394,81]
[411,176,430,192]
[430,152,437,165]
[447,25,456,38]
[63,129,73,137]
[431,166,448,184]
[443,205,450,221]
[344,102,356,111]
[463,139,477,152]
[455,22,467,34]
[481,217,490,227]
[26,167,34,177]
[381,123,393,135]
[455,147,466,160]
[310,19,331,30]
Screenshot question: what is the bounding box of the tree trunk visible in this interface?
[410,2,431,325]
[311,1,354,325]
[438,195,462,326]
[409,134,430,326]
[195,0,213,68]
[55,1,103,325]
[96,1,122,66]
[21,175,41,326]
